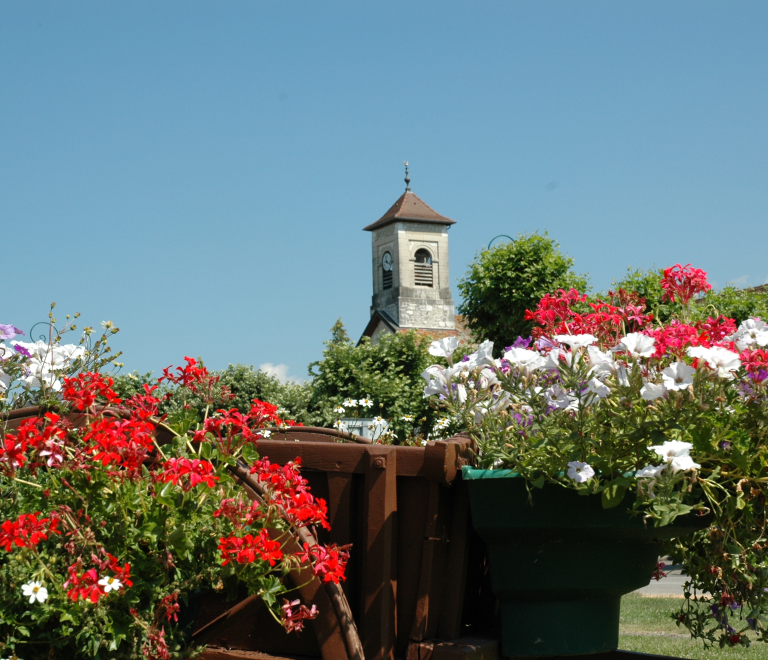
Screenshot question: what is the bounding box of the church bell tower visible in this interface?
[361,164,456,342]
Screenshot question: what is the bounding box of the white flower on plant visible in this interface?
[541,348,573,370]
[502,347,545,374]
[428,337,460,364]
[333,405,346,414]
[584,377,610,400]
[635,464,665,479]
[732,318,768,350]
[461,340,496,370]
[661,362,696,391]
[640,382,667,401]
[616,333,656,358]
[543,384,578,411]
[343,398,357,407]
[420,439,428,446]
[370,416,386,426]
[587,345,616,375]
[0,368,11,392]
[21,580,48,604]
[555,334,598,350]
[687,346,741,379]
[567,461,595,483]
[333,420,348,432]
[358,398,374,408]
[649,440,700,473]
[97,575,123,593]
[434,417,451,430]
[259,430,272,438]
[401,415,414,422]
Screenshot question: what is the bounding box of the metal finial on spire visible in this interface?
[404,161,411,192]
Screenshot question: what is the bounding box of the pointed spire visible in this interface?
[404,161,411,192]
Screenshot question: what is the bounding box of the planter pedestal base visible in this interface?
[462,468,707,657]
[501,597,620,657]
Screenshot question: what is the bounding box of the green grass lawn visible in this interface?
[620,594,765,659]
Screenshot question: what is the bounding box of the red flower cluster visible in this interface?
[524,288,654,344]
[160,356,234,406]
[646,316,738,359]
[62,372,122,411]
[195,409,255,456]
[0,434,28,474]
[280,598,318,633]
[212,497,261,528]
[741,349,768,381]
[83,417,156,472]
[64,554,132,602]
[13,413,70,469]
[660,263,712,305]
[218,529,284,566]
[300,542,350,584]
[0,512,60,552]
[250,458,330,530]
[126,383,170,421]
[158,457,219,491]
[249,400,283,428]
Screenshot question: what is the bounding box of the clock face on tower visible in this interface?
[382,252,393,272]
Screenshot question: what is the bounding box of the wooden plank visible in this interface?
[327,472,353,547]
[360,445,398,660]
[395,478,430,653]
[408,482,450,642]
[438,481,471,640]
[254,439,470,483]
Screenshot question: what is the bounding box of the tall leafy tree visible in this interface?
[457,233,588,348]
[307,320,439,437]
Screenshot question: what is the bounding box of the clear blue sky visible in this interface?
[2,2,767,381]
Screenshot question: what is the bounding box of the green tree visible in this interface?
[692,285,768,325]
[307,320,439,439]
[457,233,588,348]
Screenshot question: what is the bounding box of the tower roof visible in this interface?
[363,191,456,232]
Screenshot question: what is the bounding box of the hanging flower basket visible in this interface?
[462,467,708,657]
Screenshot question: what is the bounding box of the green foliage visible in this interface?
[113,365,314,425]
[692,286,768,325]
[307,320,438,439]
[457,233,589,348]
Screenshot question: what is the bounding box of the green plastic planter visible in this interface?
[462,467,707,657]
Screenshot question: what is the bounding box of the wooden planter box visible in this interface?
[194,428,502,660]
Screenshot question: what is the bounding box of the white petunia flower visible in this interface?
[502,347,545,374]
[635,464,665,479]
[733,318,768,350]
[21,580,48,604]
[98,575,123,593]
[555,334,598,350]
[567,461,595,483]
[616,333,656,358]
[669,454,700,473]
[661,362,696,391]
[541,348,573,370]
[640,382,667,401]
[428,337,460,363]
[585,377,610,400]
[687,345,741,379]
[650,440,692,462]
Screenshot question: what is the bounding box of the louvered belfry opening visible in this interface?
[414,249,433,287]
[383,269,393,289]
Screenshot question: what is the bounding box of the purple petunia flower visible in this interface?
[14,344,32,358]
[505,336,533,352]
[0,324,24,341]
